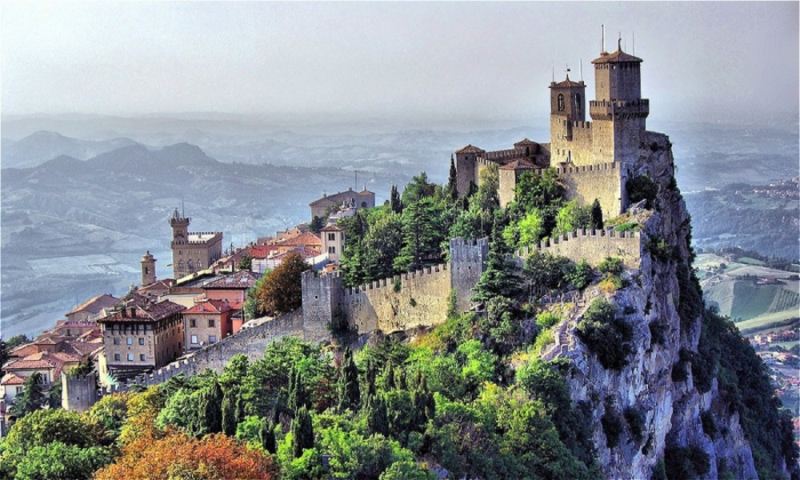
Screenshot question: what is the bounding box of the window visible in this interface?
[126,337,133,345]
[361,201,367,208]
[127,353,134,361]
[575,93,582,109]
[208,319,215,328]
[328,233,335,241]
[113,338,120,345]
[190,318,196,328]
[138,337,145,346]
[328,246,336,254]
[16,386,24,394]
[114,353,120,361]
[139,354,146,361]
[557,93,565,111]
[191,335,199,344]
[209,335,217,344]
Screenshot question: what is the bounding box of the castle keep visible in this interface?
[169,208,223,280]
[455,39,649,217]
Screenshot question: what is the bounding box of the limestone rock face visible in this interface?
[552,132,759,479]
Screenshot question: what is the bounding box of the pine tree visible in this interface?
[412,375,435,427]
[366,394,389,436]
[288,368,307,412]
[473,216,522,303]
[221,390,237,436]
[364,359,377,400]
[390,185,402,213]
[336,349,360,412]
[291,407,314,458]
[382,362,396,390]
[447,155,458,201]
[10,372,45,417]
[591,199,604,230]
[260,418,276,453]
[203,381,223,433]
[393,197,443,272]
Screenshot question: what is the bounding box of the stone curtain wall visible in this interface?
[107,310,305,393]
[558,161,626,217]
[62,372,98,412]
[450,237,489,311]
[343,264,451,334]
[516,228,641,269]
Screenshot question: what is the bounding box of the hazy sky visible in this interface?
[2,1,797,126]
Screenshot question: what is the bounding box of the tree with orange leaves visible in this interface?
[95,429,274,480]
[255,251,309,315]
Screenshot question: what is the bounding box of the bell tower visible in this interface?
[549,73,586,164]
[141,251,156,286]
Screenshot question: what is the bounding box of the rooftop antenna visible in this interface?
[181,197,185,217]
[632,32,635,55]
[552,64,555,82]
[354,170,357,190]
[618,32,622,51]
[601,24,605,53]
[579,59,583,81]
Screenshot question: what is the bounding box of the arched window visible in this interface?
[361,201,367,208]
[187,259,194,271]
[557,94,565,111]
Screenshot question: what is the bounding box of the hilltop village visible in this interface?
[1,42,797,480]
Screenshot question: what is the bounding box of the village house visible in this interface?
[183,298,233,350]
[309,187,375,220]
[97,292,185,381]
[65,293,119,322]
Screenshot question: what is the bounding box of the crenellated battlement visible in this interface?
[515,227,641,269]
[343,263,448,297]
[554,161,620,175]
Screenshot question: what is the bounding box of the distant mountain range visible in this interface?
[1,130,141,169]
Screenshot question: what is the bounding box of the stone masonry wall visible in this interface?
[558,161,626,217]
[343,264,451,334]
[516,228,641,269]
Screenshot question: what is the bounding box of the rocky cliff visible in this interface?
[550,132,795,479]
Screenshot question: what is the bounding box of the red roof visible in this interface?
[249,244,280,259]
[184,299,232,314]
[456,144,485,154]
[97,292,185,324]
[1,373,25,386]
[203,270,259,290]
[321,223,343,232]
[67,294,119,316]
[278,231,322,248]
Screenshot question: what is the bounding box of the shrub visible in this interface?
[598,275,623,294]
[626,175,658,209]
[535,311,560,330]
[601,404,624,448]
[664,444,710,479]
[701,410,717,438]
[531,328,555,357]
[566,260,593,290]
[575,299,632,370]
[647,237,673,262]
[623,406,645,444]
[524,252,573,294]
[598,257,623,275]
[615,222,639,233]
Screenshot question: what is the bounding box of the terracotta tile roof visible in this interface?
[139,279,174,294]
[4,357,54,371]
[321,223,343,232]
[67,294,119,316]
[456,144,485,154]
[185,299,232,314]
[1,372,25,386]
[9,343,39,358]
[97,292,184,324]
[592,47,642,64]
[274,246,320,259]
[203,270,259,290]
[278,231,322,247]
[249,244,281,259]
[499,159,536,170]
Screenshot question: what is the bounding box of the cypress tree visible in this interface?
[291,407,314,458]
[390,185,402,213]
[413,375,435,426]
[364,359,377,400]
[203,381,223,433]
[235,392,246,423]
[336,348,360,412]
[447,155,458,201]
[221,390,237,436]
[10,372,45,417]
[473,216,522,303]
[395,367,406,390]
[288,368,307,412]
[591,199,604,230]
[260,418,276,454]
[366,394,389,436]
[382,362,396,390]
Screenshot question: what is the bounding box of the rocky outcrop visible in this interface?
[552,132,761,479]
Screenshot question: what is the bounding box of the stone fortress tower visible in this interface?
[454,37,650,217]
[169,209,223,280]
[141,251,156,286]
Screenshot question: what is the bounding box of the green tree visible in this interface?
[260,418,277,453]
[366,394,390,436]
[554,200,591,236]
[514,168,564,211]
[362,212,404,281]
[473,217,521,303]
[390,185,402,213]
[14,442,112,480]
[447,155,458,201]
[47,380,62,409]
[10,372,46,417]
[238,253,253,270]
[203,381,223,433]
[401,172,437,205]
[221,390,238,436]
[337,348,360,412]
[291,407,315,458]
[379,460,435,480]
[590,199,604,229]
[309,215,325,234]
[394,197,444,272]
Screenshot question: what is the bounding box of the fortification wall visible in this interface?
[516,228,641,268]
[450,237,489,311]
[557,161,626,217]
[107,310,305,393]
[62,372,98,412]
[342,264,451,334]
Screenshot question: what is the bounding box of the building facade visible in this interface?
[170,209,223,280]
[182,299,232,350]
[309,187,375,220]
[97,293,185,381]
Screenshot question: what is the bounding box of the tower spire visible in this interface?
[601,24,606,53]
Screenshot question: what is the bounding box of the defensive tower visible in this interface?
[141,250,156,286]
